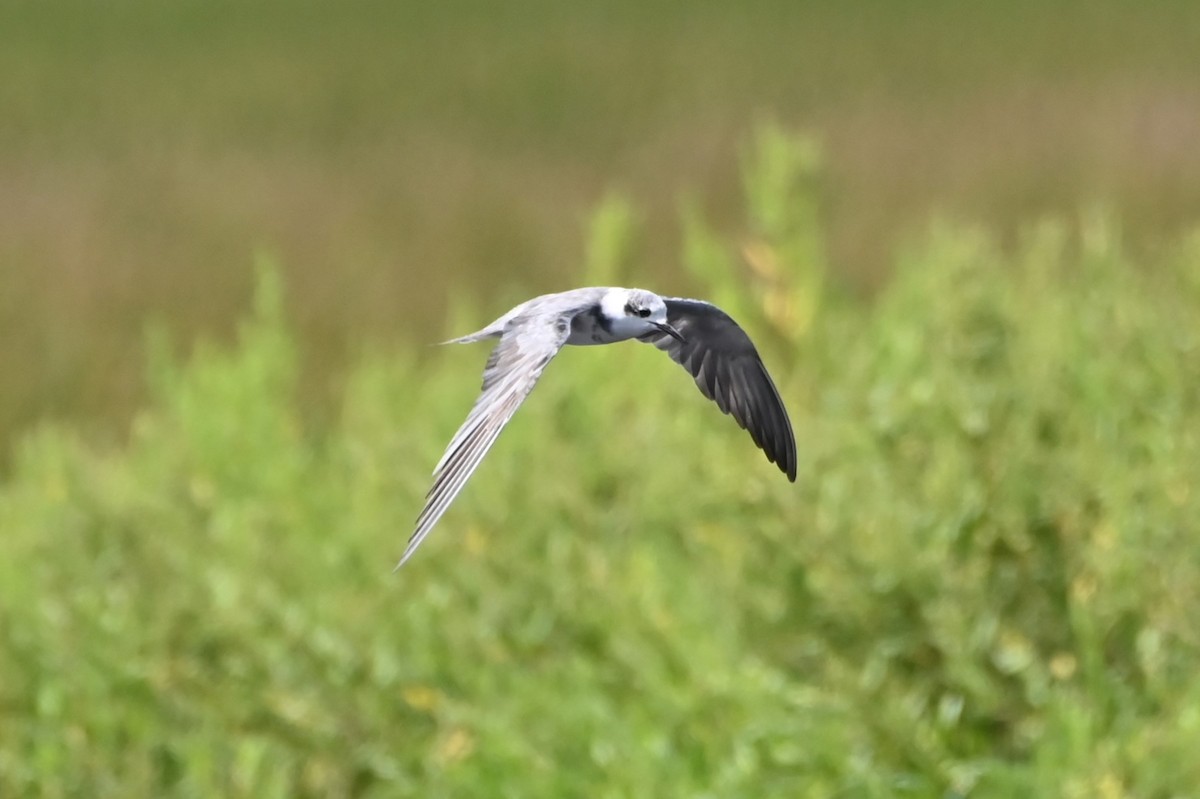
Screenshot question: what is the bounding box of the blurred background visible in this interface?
[4,0,1200,455]
[5,2,1200,796]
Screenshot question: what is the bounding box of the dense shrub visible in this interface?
[2,132,1198,797]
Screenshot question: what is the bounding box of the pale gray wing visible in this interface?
[398,312,572,567]
[640,298,797,481]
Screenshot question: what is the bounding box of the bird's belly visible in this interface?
[566,328,624,346]
[568,311,628,345]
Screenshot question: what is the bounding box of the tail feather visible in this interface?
[440,327,502,345]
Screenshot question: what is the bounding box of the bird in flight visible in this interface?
[398,287,796,567]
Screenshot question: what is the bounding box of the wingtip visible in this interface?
[393,538,419,571]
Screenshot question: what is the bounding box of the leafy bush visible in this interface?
[2,130,1198,797]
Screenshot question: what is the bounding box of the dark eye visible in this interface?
[637,308,651,318]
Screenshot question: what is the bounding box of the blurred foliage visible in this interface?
[2,128,1200,797]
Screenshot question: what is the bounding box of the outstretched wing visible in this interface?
[640,298,797,481]
[398,312,572,567]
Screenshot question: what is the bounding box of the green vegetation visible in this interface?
[3,130,1199,797]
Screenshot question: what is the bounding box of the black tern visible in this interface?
[398,286,796,567]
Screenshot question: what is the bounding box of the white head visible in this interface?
[599,288,686,342]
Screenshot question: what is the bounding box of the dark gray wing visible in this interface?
[398,311,572,568]
[640,298,797,481]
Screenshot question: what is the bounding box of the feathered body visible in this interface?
[445,287,664,346]
[399,286,796,567]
